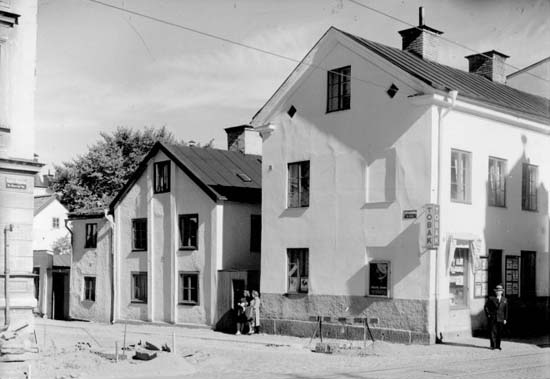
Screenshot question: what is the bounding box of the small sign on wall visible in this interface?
[403,210,417,219]
[5,177,27,190]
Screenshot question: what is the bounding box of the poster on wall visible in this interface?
[474,256,489,298]
[369,261,390,297]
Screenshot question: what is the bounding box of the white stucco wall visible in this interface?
[260,40,434,301]
[33,199,68,251]
[69,217,112,323]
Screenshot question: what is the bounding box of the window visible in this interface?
[132,218,147,251]
[369,261,390,297]
[250,214,261,253]
[327,66,351,112]
[84,277,96,302]
[288,161,310,208]
[179,272,199,305]
[522,163,537,211]
[450,149,471,203]
[85,223,97,248]
[131,272,147,303]
[287,248,309,294]
[154,161,170,193]
[488,157,506,207]
[52,217,60,229]
[520,251,536,298]
[179,214,198,250]
[449,248,469,307]
[505,256,519,297]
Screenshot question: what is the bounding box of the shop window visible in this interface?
[179,214,198,250]
[179,272,199,305]
[368,261,390,297]
[451,149,471,203]
[154,161,170,193]
[449,248,469,307]
[488,157,506,207]
[131,272,147,303]
[504,256,519,297]
[84,276,96,302]
[287,248,308,293]
[520,251,536,298]
[132,218,147,251]
[85,223,97,248]
[288,161,309,208]
[327,65,351,112]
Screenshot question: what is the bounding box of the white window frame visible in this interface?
[488,157,507,207]
[451,149,471,203]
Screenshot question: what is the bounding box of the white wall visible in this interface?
[33,199,68,252]
[260,38,434,300]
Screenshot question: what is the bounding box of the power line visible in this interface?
[345,0,550,84]
[84,0,395,91]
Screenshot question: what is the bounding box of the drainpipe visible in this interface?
[104,210,116,324]
[435,90,458,343]
[3,224,13,328]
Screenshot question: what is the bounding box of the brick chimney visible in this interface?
[224,125,262,155]
[465,50,509,84]
[398,7,443,61]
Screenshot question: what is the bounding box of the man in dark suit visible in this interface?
[484,284,508,350]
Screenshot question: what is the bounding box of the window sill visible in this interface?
[284,292,308,299]
[179,302,199,306]
[521,208,538,213]
[131,249,147,252]
[179,247,197,251]
[450,200,472,205]
[487,204,507,209]
[130,300,147,304]
[82,299,95,303]
[154,190,170,194]
[326,108,350,114]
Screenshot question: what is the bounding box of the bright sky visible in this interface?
[35,0,550,169]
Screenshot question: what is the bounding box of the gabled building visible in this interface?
[507,56,550,99]
[69,127,263,326]
[251,14,550,343]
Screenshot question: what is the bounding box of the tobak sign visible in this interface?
[423,204,440,248]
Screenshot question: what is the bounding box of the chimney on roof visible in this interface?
[465,50,509,84]
[398,7,443,61]
[224,125,262,155]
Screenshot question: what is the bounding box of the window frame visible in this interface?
[83,276,96,302]
[250,214,261,253]
[450,149,472,204]
[368,260,391,298]
[179,214,199,250]
[521,163,538,212]
[131,272,148,303]
[154,160,171,194]
[84,223,98,248]
[131,218,147,251]
[179,272,200,305]
[487,157,507,208]
[287,248,309,294]
[52,217,60,229]
[326,65,351,113]
[287,161,310,208]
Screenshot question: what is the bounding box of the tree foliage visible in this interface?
[52,235,72,255]
[50,126,212,212]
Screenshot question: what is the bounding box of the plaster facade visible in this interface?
[33,197,68,252]
[253,28,550,343]
[69,216,112,323]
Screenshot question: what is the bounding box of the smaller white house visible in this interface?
[32,192,69,318]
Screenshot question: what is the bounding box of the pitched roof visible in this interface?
[110,142,262,211]
[337,28,550,122]
[68,207,106,219]
[34,195,57,216]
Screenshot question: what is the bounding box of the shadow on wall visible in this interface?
[345,222,421,316]
[482,134,550,337]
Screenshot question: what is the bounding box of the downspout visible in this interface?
[435,89,458,343]
[3,224,13,328]
[104,210,116,324]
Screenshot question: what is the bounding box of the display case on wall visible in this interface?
[505,255,519,297]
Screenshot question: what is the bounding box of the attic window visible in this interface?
[236,172,252,182]
[387,84,399,98]
[287,105,297,118]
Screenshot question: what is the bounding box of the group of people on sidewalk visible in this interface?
[236,290,261,335]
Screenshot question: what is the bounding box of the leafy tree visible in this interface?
[52,235,72,255]
[50,126,212,212]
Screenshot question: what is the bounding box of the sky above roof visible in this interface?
[35,0,550,169]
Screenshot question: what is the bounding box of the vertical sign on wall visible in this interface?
[423,204,440,249]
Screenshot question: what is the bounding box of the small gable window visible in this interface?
[154,161,170,193]
[327,66,351,113]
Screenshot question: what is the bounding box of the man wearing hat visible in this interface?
[484,284,508,350]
